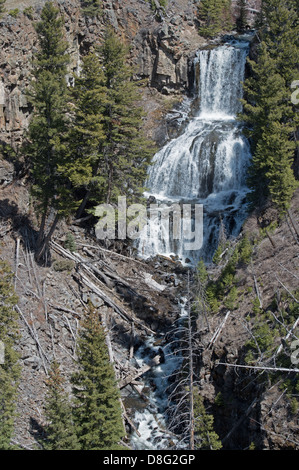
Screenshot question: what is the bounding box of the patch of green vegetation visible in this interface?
[23,6,34,20]
[8,8,19,18]
[258,221,278,241]
[290,398,298,415]
[214,392,224,407]
[147,0,168,20]
[80,0,102,17]
[148,0,167,11]
[224,285,239,310]
[244,288,299,402]
[52,259,75,272]
[64,233,77,253]
[206,235,254,313]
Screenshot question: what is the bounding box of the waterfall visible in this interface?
[137,39,252,264]
[130,38,253,450]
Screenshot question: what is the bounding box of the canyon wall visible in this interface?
[0,0,261,147]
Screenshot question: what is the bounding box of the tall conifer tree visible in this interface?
[26,1,74,261]
[236,0,248,32]
[198,0,232,38]
[240,0,299,213]
[0,260,20,449]
[71,304,125,450]
[43,361,80,450]
[71,30,154,218]
[98,29,154,207]
[65,52,107,219]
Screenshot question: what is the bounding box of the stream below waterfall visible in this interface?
[130,36,253,450]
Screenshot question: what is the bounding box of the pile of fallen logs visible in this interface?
[49,239,167,437]
[50,240,158,335]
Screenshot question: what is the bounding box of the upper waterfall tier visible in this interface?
[145,42,251,202]
[196,44,248,120]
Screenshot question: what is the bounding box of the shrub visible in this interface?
[52,259,75,272]
[64,233,77,253]
[23,6,34,19]
[8,9,19,18]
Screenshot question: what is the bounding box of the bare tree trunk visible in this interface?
[287,209,299,238]
[36,213,60,262]
[37,210,47,250]
[76,189,91,220]
[187,272,195,450]
[188,305,195,450]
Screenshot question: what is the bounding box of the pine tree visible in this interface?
[236,0,248,32]
[198,0,232,38]
[261,0,299,85]
[71,31,154,219]
[0,0,5,17]
[97,28,154,208]
[240,0,299,213]
[43,361,80,450]
[0,260,20,450]
[71,303,125,450]
[193,389,222,450]
[26,2,74,261]
[65,52,107,219]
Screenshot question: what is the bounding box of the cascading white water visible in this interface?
[130,38,253,450]
[137,40,252,264]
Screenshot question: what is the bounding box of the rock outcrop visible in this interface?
[0,0,261,147]
[0,0,201,146]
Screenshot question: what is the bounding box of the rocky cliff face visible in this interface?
[0,0,199,147]
[0,0,261,147]
[196,191,299,450]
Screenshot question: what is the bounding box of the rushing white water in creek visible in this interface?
[130,300,188,450]
[131,39,252,449]
[137,39,252,264]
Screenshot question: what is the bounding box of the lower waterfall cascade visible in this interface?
[130,37,253,449]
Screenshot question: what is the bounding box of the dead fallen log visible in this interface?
[118,354,161,389]
[129,322,135,360]
[74,270,156,336]
[48,302,82,319]
[15,305,49,375]
[76,242,149,268]
[120,400,141,437]
[217,362,299,373]
[287,209,299,238]
[132,383,148,402]
[276,316,299,355]
[207,311,231,349]
[119,364,152,389]
[51,241,114,288]
[222,398,258,444]
[51,240,145,299]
